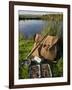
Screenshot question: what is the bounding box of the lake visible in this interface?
[19,20,63,39]
[19,20,48,38]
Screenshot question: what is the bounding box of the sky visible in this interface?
[19,10,62,15]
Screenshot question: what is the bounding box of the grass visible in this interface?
[19,33,34,79]
[19,33,34,61]
[52,57,63,77]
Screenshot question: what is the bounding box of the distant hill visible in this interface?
[19,14,63,21]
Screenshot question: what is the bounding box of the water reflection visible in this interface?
[19,20,47,38]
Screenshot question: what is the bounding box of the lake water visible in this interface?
[19,20,47,38]
[19,20,63,39]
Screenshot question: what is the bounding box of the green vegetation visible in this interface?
[19,33,34,79]
[41,14,63,21]
[19,65,29,79]
[41,14,63,37]
[19,14,63,79]
[52,57,63,77]
[19,33,34,61]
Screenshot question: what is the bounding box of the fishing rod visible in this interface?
[26,32,49,59]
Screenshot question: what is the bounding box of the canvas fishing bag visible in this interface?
[31,35,59,61]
